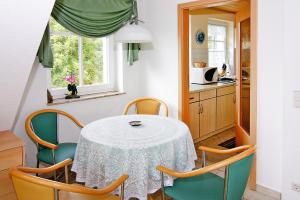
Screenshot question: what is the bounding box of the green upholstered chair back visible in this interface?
[31,112,58,150]
[225,153,254,200]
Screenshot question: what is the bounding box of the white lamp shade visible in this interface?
[114,23,152,43]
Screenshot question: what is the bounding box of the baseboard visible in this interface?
[256,184,281,199]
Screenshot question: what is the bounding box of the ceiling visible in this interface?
[189,0,250,14]
[213,0,250,13]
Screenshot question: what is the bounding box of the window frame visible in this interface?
[207,21,227,69]
[47,21,116,99]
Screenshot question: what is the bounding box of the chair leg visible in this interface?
[36,159,39,176]
[52,149,57,181]
[53,170,57,181]
[64,165,69,183]
[160,172,165,200]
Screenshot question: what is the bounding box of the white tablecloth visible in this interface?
[72,115,197,200]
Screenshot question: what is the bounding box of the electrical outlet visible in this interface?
[291,183,300,192]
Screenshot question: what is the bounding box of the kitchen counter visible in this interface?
[190,82,236,93]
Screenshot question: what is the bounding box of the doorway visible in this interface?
[178,0,257,188]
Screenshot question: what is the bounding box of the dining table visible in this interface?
[71,114,197,200]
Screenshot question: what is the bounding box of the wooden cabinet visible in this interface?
[216,93,236,129]
[200,98,216,137]
[189,102,200,140]
[189,92,200,103]
[189,85,236,142]
[0,131,24,200]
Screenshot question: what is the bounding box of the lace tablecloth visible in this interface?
[72,115,197,200]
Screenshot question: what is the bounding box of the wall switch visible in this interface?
[294,91,300,108]
[291,183,300,192]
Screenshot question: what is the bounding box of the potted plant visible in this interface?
[65,74,80,99]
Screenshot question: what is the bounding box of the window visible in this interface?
[47,18,115,98]
[208,23,227,69]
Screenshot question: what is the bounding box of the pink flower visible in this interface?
[66,74,76,84]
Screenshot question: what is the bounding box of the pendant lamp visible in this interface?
[114,0,152,43]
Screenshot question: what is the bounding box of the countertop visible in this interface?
[190,82,236,93]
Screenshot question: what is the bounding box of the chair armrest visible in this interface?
[68,116,84,128]
[17,159,73,174]
[58,174,129,195]
[25,120,58,150]
[58,110,84,128]
[156,162,224,178]
[157,146,256,178]
[123,102,135,115]
[199,145,252,155]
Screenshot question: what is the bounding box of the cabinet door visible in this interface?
[216,94,235,129]
[199,98,216,137]
[189,102,200,140]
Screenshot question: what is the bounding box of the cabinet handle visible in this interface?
[233,95,236,104]
[200,104,203,114]
[189,97,195,100]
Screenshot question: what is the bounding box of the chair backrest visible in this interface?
[225,152,255,200]
[26,109,83,151]
[11,171,55,200]
[30,112,58,150]
[10,167,126,200]
[124,98,168,116]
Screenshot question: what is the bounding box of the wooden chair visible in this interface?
[157,145,256,200]
[25,109,84,177]
[123,97,168,117]
[10,159,128,200]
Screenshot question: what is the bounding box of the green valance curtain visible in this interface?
[38,0,139,68]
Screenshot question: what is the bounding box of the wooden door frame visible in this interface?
[178,0,257,188]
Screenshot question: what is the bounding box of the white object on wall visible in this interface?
[293,91,300,108]
[114,23,152,43]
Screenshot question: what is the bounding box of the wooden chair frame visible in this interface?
[25,109,84,178]
[11,159,128,200]
[123,97,169,117]
[157,145,256,200]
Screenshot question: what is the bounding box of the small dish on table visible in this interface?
[129,121,142,127]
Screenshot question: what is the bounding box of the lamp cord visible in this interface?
[130,0,144,24]
[132,0,138,24]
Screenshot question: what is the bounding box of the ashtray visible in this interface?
[129,121,142,126]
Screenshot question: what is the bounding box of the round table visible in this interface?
[72,115,197,200]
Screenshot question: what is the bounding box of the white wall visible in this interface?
[0,0,55,130]
[141,0,284,195]
[282,0,300,199]
[139,0,190,118]
[11,0,145,166]
[256,0,284,193]
[13,57,143,166]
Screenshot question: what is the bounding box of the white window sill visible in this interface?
[47,91,125,106]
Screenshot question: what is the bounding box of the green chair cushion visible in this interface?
[31,112,58,150]
[164,173,224,200]
[37,143,77,165]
